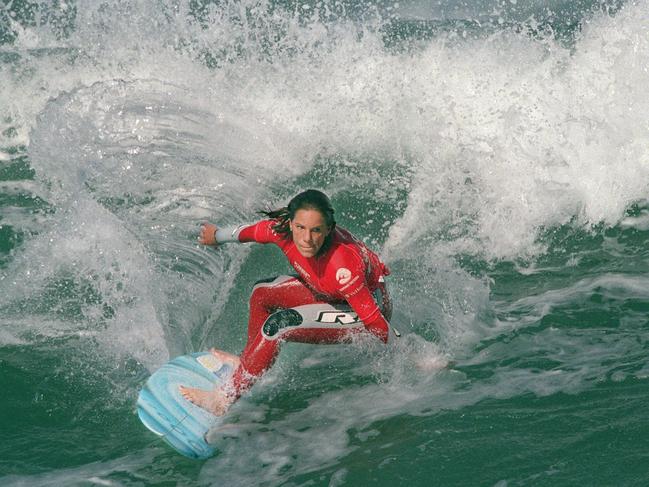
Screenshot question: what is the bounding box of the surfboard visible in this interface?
[136,352,233,459]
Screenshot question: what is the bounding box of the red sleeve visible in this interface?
[238,220,282,244]
[346,286,389,343]
[333,249,389,343]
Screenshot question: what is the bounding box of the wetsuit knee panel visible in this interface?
[262,308,304,338]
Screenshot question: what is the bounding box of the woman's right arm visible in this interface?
[198,220,278,246]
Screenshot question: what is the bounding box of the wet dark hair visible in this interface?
[261,189,336,242]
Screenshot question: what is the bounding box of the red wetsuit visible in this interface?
[224,219,392,397]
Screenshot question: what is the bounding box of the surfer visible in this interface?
[180,189,393,415]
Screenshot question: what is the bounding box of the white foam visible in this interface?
[3,0,648,263]
[0,196,170,368]
[0,450,157,487]
[620,211,649,231]
[379,2,649,260]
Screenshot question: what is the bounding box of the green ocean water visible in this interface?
[2,0,649,485]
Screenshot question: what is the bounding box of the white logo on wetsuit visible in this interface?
[336,268,352,285]
[316,310,360,324]
[293,261,311,279]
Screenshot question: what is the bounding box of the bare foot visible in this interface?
[179,386,234,416]
[209,348,241,369]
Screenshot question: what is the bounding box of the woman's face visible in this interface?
[289,208,331,258]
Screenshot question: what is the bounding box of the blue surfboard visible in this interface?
[136,352,233,459]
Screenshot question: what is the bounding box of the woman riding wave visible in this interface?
[180,189,394,415]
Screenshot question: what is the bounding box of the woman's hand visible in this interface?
[198,222,218,246]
